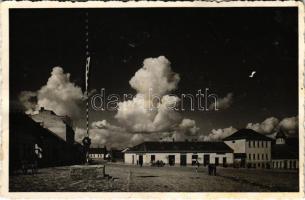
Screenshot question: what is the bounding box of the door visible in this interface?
[223,157,227,167]
[180,154,187,166]
[215,157,219,166]
[204,155,210,166]
[168,155,175,166]
[139,155,143,165]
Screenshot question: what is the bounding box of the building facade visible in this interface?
[31,107,75,144]
[9,111,85,173]
[271,130,298,169]
[124,142,234,166]
[88,147,107,159]
[223,129,273,168]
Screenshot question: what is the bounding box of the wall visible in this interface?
[89,154,104,159]
[272,159,298,169]
[31,110,67,141]
[224,139,246,153]
[245,140,272,168]
[9,113,85,173]
[124,152,233,166]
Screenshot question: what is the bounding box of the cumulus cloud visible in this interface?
[246,116,298,138]
[209,92,233,110]
[90,56,200,147]
[279,116,298,137]
[246,117,279,135]
[19,67,85,121]
[75,122,172,148]
[18,91,39,114]
[200,126,237,141]
[114,56,198,134]
[202,115,298,142]
[91,120,125,132]
[129,56,180,96]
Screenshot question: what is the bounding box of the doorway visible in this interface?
[180,154,187,166]
[215,157,219,166]
[139,155,143,165]
[223,157,227,167]
[168,155,175,166]
[204,154,210,166]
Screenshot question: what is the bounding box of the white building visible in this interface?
[124,141,234,166]
[271,130,298,169]
[88,147,107,159]
[223,129,273,168]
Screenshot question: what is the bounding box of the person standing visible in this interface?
[195,159,200,173]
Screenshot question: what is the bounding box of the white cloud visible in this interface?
[18,91,39,114]
[19,67,85,121]
[200,126,237,141]
[202,115,298,142]
[114,56,198,134]
[246,117,279,135]
[209,92,233,110]
[279,116,298,137]
[93,56,200,147]
[246,116,298,138]
[129,56,180,96]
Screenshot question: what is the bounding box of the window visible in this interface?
[253,141,256,147]
[258,141,260,148]
[262,154,264,160]
[248,141,251,148]
[257,154,260,160]
[253,154,255,160]
[248,154,251,160]
[151,155,155,162]
[266,154,268,160]
[258,163,260,167]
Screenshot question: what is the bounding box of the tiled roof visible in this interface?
[126,141,233,153]
[275,129,287,139]
[223,129,273,141]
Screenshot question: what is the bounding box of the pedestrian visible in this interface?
[139,159,143,167]
[195,159,200,173]
[208,164,211,175]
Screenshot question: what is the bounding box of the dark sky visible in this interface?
[10,8,298,133]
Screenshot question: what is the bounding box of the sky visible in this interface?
[10,8,299,148]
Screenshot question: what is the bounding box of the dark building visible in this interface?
[9,112,85,173]
[271,130,298,169]
[109,149,124,162]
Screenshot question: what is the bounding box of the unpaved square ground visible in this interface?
[9,163,299,192]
